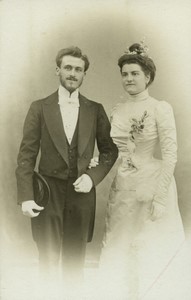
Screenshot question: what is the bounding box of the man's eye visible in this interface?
[64,66,72,70]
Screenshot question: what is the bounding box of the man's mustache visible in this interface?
[67,77,78,81]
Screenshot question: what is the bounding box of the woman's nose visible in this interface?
[127,74,133,81]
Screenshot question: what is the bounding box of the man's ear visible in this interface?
[55,66,60,76]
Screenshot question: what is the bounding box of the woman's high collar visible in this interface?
[126,89,149,102]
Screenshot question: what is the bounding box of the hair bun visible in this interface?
[125,41,149,57]
[129,43,143,54]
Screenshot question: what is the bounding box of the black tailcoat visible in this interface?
[16,91,118,242]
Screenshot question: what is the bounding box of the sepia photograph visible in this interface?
[1,0,191,299]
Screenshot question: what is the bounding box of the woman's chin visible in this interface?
[126,90,138,95]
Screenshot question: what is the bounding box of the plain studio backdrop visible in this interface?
[0,0,191,299]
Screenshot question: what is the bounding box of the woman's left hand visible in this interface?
[88,156,99,169]
[150,201,166,221]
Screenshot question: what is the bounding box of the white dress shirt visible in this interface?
[58,85,80,144]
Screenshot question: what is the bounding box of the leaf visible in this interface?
[132,118,138,123]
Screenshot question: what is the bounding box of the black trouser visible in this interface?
[31,176,94,284]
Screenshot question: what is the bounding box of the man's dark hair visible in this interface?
[56,46,90,71]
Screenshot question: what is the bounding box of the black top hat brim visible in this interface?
[33,171,50,207]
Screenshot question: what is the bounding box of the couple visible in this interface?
[16,43,185,299]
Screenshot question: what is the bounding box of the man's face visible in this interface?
[56,55,86,93]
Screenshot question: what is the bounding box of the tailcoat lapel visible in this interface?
[78,95,95,157]
[42,91,69,165]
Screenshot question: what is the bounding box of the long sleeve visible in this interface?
[154,101,177,204]
[15,101,41,203]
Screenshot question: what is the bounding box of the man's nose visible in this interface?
[70,68,76,76]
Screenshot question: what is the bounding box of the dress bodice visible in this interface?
[110,90,177,204]
[111,91,177,164]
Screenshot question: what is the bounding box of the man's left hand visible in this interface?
[73,174,93,193]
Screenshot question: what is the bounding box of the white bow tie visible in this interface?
[59,98,80,107]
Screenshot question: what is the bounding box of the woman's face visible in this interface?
[121,63,150,95]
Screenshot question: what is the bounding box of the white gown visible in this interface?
[99,89,185,299]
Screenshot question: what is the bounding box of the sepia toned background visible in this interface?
[0,0,191,294]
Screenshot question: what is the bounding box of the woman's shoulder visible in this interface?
[110,102,126,117]
[149,97,173,113]
[149,97,174,123]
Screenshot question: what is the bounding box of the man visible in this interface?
[15,46,118,285]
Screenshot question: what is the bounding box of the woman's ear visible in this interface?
[146,73,151,85]
[145,73,151,88]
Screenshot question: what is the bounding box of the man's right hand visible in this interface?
[21,200,44,218]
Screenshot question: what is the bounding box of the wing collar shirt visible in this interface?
[58,85,80,144]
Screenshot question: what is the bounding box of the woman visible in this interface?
[90,42,185,299]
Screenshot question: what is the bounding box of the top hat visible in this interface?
[33,171,50,207]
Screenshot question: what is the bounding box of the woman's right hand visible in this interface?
[88,156,99,169]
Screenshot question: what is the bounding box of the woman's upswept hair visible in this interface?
[56,46,90,71]
[118,43,156,86]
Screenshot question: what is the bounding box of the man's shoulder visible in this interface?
[26,91,58,116]
[32,91,58,106]
[79,94,102,108]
